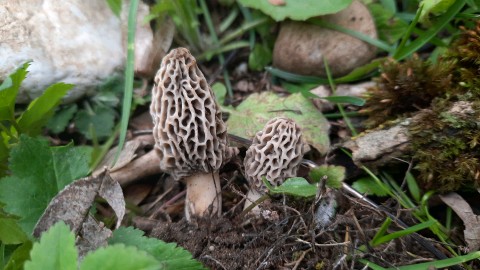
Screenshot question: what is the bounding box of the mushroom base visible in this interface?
[243,189,264,216]
[184,172,221,221]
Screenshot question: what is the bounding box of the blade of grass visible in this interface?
[219,17,269,46]
[389,251,480,270]
[219,7,239,34]
[308,18,394,52]
[372,220,436,246]
[393,0,466,60]
[112,0,138,167]
[323,59,358,136]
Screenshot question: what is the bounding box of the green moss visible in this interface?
[362,55,455,128]
[363,21,480,192]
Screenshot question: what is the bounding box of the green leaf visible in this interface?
[212,82,227,105]
[0,139,8,177]
[74,105,116,140]
[352,177,389,197]
[225,92,330,154]
[266,177,317,197]
[0,218,28,244]
[24,222,77,270]
[419,0,455,24]
[0,135,90,235]
[4,241,33,270]
[368,3,408,44]
[371,220,436,247]
[308,165,345,189]
[17,83,73,136]
[80,244,160,270]
[238,0,352,21]
[109,226,207,269]
[0,62,30,122]
[46,104,78,134]
[106,0,122,17]
[248,43,272,71]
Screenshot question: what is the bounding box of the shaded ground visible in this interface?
[141,186,443,269]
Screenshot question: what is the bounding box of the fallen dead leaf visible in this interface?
[440,192,480,251]
[33,169,125,238]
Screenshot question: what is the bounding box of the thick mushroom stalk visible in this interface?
[243,117,306,215]
[150,48,237,220]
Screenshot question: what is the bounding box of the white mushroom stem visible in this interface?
[184,172,221,221]
[243,189,264,216]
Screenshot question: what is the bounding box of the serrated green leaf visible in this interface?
[0,135,90,235]
[267,177,317,197]
[4,241,32,270]
[46,105,78,134]
[238,0,352,21]
[0,218,28,244]
[225,92,330,154]
[248,43,272,71]
[17,83,73,136]
[0,62,30,122]
[109,226,206,270]
[308,165,345,188]
[75,105,116,140]
[80,244,160,270]
[24,222,77,270]
[352,177,389,197]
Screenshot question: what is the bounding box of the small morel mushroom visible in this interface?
[150,47,237,220]
[243,117,306,214]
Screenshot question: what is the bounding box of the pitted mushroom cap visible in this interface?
[150,47,236,180]
[244,117,306,192]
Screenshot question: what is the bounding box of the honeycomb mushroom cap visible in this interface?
[150,47,236,180]
[244,117,306,192]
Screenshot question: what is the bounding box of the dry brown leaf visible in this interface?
[33,169,125,238]
[440,192,480,251]
[76,215,112,260]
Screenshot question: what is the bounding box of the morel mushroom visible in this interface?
[150,47,237,220]
[243,117,306,214]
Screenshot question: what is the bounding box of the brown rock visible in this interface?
[273,0,377,77]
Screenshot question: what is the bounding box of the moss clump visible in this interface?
[364,21,480,192]
[361,55,455,128]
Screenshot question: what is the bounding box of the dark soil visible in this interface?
[145,187,444,270]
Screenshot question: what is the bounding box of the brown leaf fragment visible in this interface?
[76,215,112,260]
[33,169,125,238]
[440,192,480,251]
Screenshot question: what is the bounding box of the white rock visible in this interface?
[0,0,171,103]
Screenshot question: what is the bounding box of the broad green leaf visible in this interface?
[4,241,32,270]
[0,135,90,235]
[266,177,317,197]
[308,165,345,188]
[46,105,78,134]
[248,43,272,71]
[106,0,122,17]
[74,105,116,140]
[352,177,389,197]
[238,0,352,21]
[0,139,8,177]
[225,92,330,154]
[17,83,73,136]
[0,62,30,121]
[24,222,77,270]
[0,218,28,244]
[110,226,207,270]
[80,244,160,270]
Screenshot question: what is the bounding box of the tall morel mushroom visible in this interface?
[150,47,237,220]
[243,117,306,214]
